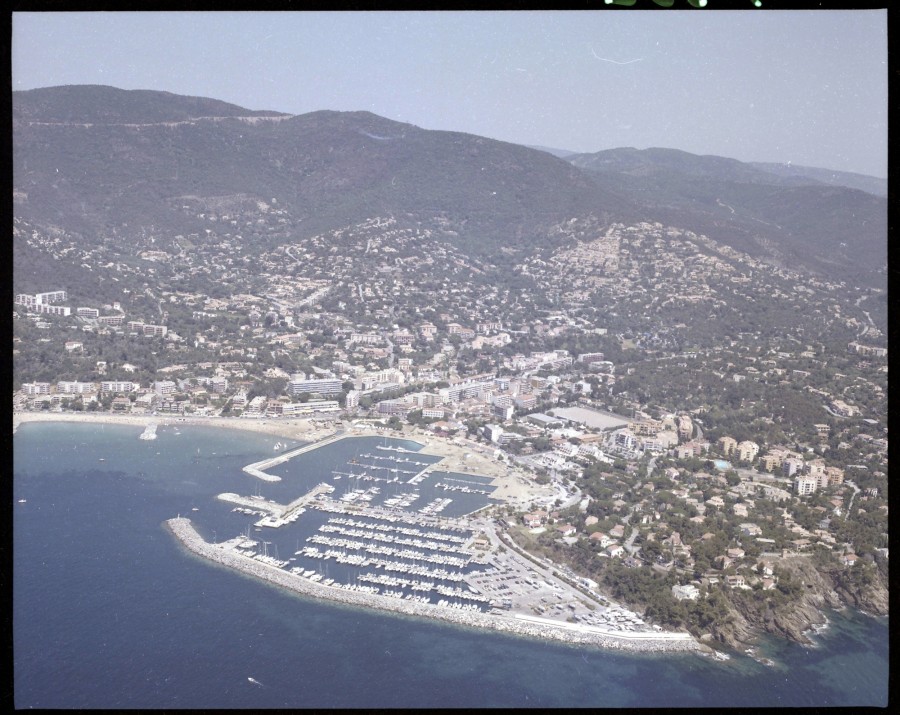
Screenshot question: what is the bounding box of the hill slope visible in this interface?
[569,147,886,287]
[14,86,638,261]
[749,162,886,198]
[13,84,289,124]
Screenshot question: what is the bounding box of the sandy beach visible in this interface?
[13,410,334,441]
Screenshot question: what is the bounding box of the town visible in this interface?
[13,211,888,646]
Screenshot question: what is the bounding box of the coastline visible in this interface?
[13,411,552,505]
[12,410,335,442]
[166,517,703,654]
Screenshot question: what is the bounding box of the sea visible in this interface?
[13,422,890,708]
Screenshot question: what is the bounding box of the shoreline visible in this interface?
[12,410,336,441]
[13,411,553,505]
[166,517,703,654]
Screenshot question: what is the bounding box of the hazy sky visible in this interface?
[13,10,887,177]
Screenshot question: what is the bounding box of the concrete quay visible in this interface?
[166,517,701,654]
[217,492,282,514]
[218,483,334,527]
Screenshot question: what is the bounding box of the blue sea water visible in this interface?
[13,422,889,708]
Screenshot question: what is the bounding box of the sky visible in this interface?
[12,10,888,178]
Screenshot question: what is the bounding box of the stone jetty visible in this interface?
[242,432,346,482]
[166,517,702,654]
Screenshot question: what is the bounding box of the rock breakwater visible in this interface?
[166,517,701,654]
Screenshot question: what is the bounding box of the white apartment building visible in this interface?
[794,475,818,496]
[287,377,343,396]
[101,381,136,394]
[154,380,177,396]
[56,381,97,394]
[737,440,760,462]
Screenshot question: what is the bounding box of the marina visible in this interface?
[167,517,700,653]
[13,407,890,709]
[181,432,699,647]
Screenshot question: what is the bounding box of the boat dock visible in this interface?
[282,482,334,520]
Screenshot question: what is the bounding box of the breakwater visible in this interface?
[166,517,701,654]
[242,432,345,482]
[139,423,158,440]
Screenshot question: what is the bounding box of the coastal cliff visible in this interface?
[707,556,888,649]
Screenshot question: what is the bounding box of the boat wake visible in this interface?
[247,676,265,687]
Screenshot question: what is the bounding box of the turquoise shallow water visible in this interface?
[13,422,889,708]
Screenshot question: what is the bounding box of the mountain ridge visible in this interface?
[13,85,886,289]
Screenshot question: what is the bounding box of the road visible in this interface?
[622,455,656,555]
[383,327,395,368]
[623,509,641,555]
[844,480,861,514]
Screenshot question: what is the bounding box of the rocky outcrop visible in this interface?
[708,556,887,649]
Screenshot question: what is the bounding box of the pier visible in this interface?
[217,492,282,514]
[218,482,335,527]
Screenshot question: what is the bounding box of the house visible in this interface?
[672,584,700,601]
[589,532,614,548]
[663,531,683,548]
[841,553,859,567]
[830,400,859,417]
[605,544,625,558]
[725,574,747,588]
[556,524,576,537]
[715,555,734,570]
[609,524,626,539]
